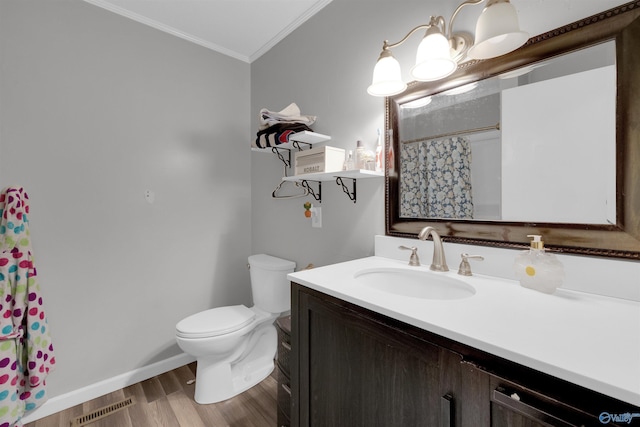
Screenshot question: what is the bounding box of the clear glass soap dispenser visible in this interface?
[514,235,564,294]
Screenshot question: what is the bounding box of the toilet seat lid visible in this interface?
[176,305,256,338]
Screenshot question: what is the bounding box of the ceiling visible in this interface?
[83,0,332,63]
[82,0,628,65]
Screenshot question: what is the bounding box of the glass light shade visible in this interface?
[410,30,457,82]
[467,1,529,60]
[367,54,407,97]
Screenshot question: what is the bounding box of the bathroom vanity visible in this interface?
[288,257,640,427]
[283,4,640,425]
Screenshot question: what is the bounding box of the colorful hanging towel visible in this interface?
[0,187,55,427]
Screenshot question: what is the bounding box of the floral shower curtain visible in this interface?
[400,136,474,219]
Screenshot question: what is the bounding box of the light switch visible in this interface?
[311,207,322,228]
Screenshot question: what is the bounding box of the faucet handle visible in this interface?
[399,246,420,266]
[458,253,484,276]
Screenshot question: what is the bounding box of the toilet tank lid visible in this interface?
[176,305,255,338]
[249,254,296,271]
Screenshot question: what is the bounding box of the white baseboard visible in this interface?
[22,352,196,424]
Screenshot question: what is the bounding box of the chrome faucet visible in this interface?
[418,226,449,272]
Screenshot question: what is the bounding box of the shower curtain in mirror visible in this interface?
[400,136,474,219]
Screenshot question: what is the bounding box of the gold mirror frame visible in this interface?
[385,1,640,260]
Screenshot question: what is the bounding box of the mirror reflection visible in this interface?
[398,41,616,224]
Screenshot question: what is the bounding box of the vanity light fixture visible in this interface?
[367,0,528,97]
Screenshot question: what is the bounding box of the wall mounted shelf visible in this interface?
[251,131,331,168]
[283,169,383,203]
[253,131,384,203]
[282,169,383,182]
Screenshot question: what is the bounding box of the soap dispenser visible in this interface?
[514,235,564,294]
[355,140,366,169]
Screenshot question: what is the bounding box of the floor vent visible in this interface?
[70,396,136,426]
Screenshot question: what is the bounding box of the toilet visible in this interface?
[175,254,296,404]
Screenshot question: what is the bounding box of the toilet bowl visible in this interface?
[175,254,295,404]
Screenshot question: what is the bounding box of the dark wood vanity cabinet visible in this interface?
[291,283,489,426]
[276,315,292,427]
[291,282,638,427]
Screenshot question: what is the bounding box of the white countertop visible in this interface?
[288,256,640,407]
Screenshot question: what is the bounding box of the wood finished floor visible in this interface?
[25,362,278,427]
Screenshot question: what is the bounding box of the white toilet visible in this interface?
[175,254,296,404]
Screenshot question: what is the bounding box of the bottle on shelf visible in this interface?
[355,140,375,170]
[355,140,366,169]
[343,150,354,171]
[375,128,383,173]
[387,129,395,175]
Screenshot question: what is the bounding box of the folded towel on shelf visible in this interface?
[259,103,317,130]
[254,123,313,149]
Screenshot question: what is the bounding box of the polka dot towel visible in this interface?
[0,187,55,426]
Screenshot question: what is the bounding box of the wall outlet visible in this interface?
[145,190,155,204]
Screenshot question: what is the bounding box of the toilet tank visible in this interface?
[248,254,296,314]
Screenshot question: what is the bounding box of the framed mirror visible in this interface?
[385,1,640,260]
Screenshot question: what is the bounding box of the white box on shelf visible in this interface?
[295,146,345,175]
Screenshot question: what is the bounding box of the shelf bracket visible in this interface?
[300,180,321,203]
[291,140,312,151]
[336,177,357,203]
[271,146,291,168]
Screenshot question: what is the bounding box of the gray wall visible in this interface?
[0,0,251,397]
[250,1,396,268]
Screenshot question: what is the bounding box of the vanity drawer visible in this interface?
[489,375,632,427]
[277,367,291,427]
[276,315,292,377]
[276,315,292,426]
[277,406,290,427]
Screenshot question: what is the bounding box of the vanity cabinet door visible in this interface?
[291,283,490,427]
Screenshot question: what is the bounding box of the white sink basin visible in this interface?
[354,267,476,300]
